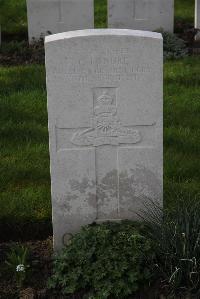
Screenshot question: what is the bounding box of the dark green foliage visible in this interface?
[161,30,189,60]
[48,222,154,299]
[142,197,200,297]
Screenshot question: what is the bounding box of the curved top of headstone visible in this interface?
[45,29,162,43]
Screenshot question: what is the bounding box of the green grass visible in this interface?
[0,65,52,239]
[94,0,107,28]
[175,0,195,25]
[0,0,28,36]
[0,58,200,239]
[164,57,200,205]
[0,0,196,36]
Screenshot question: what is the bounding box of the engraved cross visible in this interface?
[56,89,154,220]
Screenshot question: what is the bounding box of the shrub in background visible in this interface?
[48,221,154,299]
[141,196,200,297]
[158,30,189,60]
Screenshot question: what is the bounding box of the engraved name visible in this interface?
[63,52,153,82]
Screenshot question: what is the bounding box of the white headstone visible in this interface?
[45,29,163,250]
[195,0,200,40]
[26,0,94,43]
[108,0,174,32]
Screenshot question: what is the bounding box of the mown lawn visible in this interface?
[175,0,195,25]
[0,65,52,239]
[0,0,199,240]
[164,57,200,205]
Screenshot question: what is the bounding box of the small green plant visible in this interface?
[5,245,30,288]
[141,196,200,297]
[48,221,154,299]
[157,29,188,60]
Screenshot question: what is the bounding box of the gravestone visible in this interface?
[26,0,94,43]
[108,0,174,32]
[45,29,163,250]
[195,0,200,40]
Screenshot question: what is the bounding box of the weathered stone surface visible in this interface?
[26,0,94,43]
[108,0,174,32]
[45,29,163,250]
[195,0,200,40]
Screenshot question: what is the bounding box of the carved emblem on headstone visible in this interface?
[71,91,141,146]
